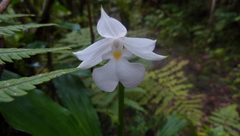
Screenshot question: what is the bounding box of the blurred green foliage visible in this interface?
[0,0,240,136]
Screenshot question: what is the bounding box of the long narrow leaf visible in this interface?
[53,73,102,136]
[0,89,83,136]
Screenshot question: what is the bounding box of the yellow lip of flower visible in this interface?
[113,51,122,61]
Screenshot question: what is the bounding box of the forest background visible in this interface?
[0,0,240,136]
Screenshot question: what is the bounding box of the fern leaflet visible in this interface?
[208,104,240,136]
[0,68,81,102]
[0,47,70,64]
[0,24,56,36]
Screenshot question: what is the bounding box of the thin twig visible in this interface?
[40,0,54,23]
[86,0,95,73]
[86,0,95,44]
[208,0,216,25]
[35,63,48,75]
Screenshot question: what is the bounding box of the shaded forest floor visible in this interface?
[158,44,239,117]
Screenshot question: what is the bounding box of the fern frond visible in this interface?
[136,59,204,125]
[0,47,70,64]
[208,104,240,136]
[0,68,80,102]
[0,24,56,36]
[0,14,34,22]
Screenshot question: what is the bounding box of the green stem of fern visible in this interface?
[118,82,124,136]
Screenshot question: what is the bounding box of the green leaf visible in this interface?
[53,73,102,136]
[234,16,240,21]
[124,98,145,112]
[106,111,120,125]
[158,114,198,136]
[0,47,70,64]
[26,41,48,48]
[0,14,34,22]
[1,69,21,80]
[53,4,69,13]
[58,22,81,33]
[0,23,57,36]
[0,68,81,102]
[0,89,84,136]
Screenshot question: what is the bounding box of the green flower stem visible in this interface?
[118,82,124,136]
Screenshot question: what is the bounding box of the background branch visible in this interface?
[86,0,95,44]
[208,0,216,25]
[0,0,12,14]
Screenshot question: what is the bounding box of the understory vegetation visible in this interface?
[0,0,239,136]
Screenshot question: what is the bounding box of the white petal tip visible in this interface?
[76,64,83,69]
[164,55,169,58]
[157,55,168,60]
[100,7,108,17]
[102,89,115,92]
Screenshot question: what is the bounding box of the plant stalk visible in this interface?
[118,83,124,136]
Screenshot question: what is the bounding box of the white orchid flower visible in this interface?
[73,8,166,69]
[92,45,145,92]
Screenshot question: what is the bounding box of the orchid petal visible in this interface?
[122,38,166,61]
[92,60,119,92]
[73,39,112,69]
[122,49,132,58]
[97,8,127,38]
[73,38,112,60]
[128,46,166,60]
[121,37,156,52]
[76,56,101,69]
[117,58,145,88]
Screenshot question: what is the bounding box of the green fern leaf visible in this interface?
[0,47,70,64]
[208,104,240,136]
[0,68,80,102]
[138,59,203,125]
[0,24,56,36]
[0,14,34,22]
